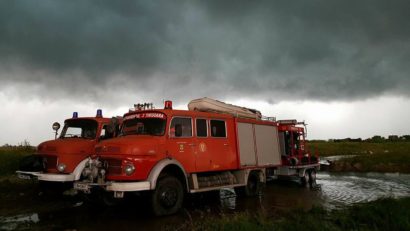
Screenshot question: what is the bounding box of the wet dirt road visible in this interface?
[1,172,410,230]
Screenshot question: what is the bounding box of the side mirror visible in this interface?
[106,117,118,134]
[52,122,60,139]
[52,122,61,131]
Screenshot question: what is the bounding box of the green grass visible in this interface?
[308,141,410,157]
[308,141,410,173]
[172,197,410,231]
[330,152,410,173]
[0,146,35,176]
[171,212,275,231]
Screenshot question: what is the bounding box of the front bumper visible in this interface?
[16,170,76,182]
[74,180,151,193]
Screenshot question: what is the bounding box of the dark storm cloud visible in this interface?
[1,0,410,103]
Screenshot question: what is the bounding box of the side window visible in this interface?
[170,117,192,138]
[196,119,207,137]
[100,126,106,138]
[66,127,82,137]
[100,125,114,140]
[210,120,226,137]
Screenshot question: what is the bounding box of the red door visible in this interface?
[193,118,212,172]
[167,116,196,173]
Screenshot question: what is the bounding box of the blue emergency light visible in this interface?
[73,112,78,118]
[96,109,103,118]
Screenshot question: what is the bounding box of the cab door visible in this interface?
[193,118,212,172]
[167,117,196,173]
[207,119,233,170]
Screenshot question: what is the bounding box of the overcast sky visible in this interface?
[1,0,410,145]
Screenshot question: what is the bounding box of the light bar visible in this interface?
[133,103,154,110]
[164,100,172,109]
[277,119,297,125]
[96,109,103,118]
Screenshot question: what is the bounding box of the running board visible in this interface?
[189,183,246,193]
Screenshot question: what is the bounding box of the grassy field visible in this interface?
[172,197,410,231]
[309,141,410,173]
[308,141,410,157]
[0,146,35,176]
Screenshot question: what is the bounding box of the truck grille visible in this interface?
[101,158,122,175]
[43,155,57,170]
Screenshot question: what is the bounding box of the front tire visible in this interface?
[151,175,184,216]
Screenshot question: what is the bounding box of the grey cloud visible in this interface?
[1,0,410,104]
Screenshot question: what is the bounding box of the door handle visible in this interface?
[188,143,196,146]
[223,143,229,146]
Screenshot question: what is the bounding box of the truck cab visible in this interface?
[275,120,319,185]
[16,110,121,183]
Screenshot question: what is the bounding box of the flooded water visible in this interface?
[1,172,410,230]
[316,172,410,209]
[216,172,410,212]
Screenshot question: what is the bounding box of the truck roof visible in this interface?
[124,109,278,126]
[65,117,112,123]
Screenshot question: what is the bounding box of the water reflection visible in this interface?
[217,172,410,212]
[317,172,410,209]
[0,213,39,230]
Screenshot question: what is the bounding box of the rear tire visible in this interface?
[300,170,310,187]
[151,175,184,216]
[308,169,317,186]
[235,171,263,197]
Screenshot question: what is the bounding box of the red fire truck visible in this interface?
[16,110,122,184]
[74,99,319,215]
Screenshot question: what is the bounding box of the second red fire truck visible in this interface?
[16,110,121,186]
[74,98,319,215]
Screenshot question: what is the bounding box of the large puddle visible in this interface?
[1,172,410,230]
[216,172,410,212]
[316,172,410,209]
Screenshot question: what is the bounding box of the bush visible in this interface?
[0,145,35,176]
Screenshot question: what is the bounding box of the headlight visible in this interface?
[124,164,135,175]
[57,163,66,172]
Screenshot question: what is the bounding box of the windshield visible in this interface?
[121,118,166,136]
[60,119,98,139]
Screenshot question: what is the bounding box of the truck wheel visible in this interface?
[300,170,310,187]
[151,175,183,216]
[236,171,263,197]
[308,170,317,186]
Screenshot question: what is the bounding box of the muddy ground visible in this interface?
[1,171,410,230]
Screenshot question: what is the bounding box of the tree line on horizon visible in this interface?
[309,135,410,143]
